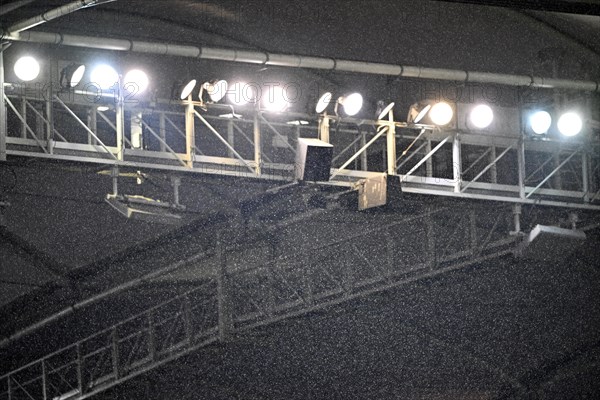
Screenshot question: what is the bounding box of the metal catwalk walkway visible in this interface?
[1,84,599,212]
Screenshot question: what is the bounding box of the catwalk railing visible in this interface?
[1,85,600,211]
[0,206,521,400]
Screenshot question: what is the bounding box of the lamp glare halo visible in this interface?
[530,111,552,135]
[470,104,494,129]
[263,86,289,112]
[341,93,363,116]
[228,82,254,106]
[124,69,149,94]
[14,56,40,81]
[90,64,119,90]
[557,112,583,137]
[430,102,453,126]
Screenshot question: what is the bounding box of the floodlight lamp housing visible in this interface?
[407,102,432,125]
[60,63,86,89]
[172,79,197,100]
[525,109,553,137]
[336,93,363,117]
[200,79,228,103]
[407,101,455,127]
[316,92,333,114]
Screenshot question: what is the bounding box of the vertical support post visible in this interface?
[45,68,54,154]
[115,75,125,160]
[553,153,563,190]
[7,375,11,400]
[319,115,330,143]
[76,343,83,396]
[360,132,368,171]
[489,146,498,184]
[41,360,47,400]
[21,99,27,138]
[171,176,181,207]
[386,113,397,175]
[426,140,433,177]
[185,97,195,168]
[216,231,234,342]
[582,150,590,203]
[0,46,6,161]
[452,133,462,192]
[111,328,120,379]
[253,113,261,176]
[111,167,119,196]
[517,137,526,199]
[87,107,97,145]
[130,111,143,149]
[512,204,522,235]
[227,119,234,158]
[158,112,167,152]
[35,103,44,138]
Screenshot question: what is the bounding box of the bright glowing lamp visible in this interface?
[124,69,149,94]
[429,102,454,126]
[263,86,289,112]
[14,56,40,81]
[227,82,255,106]
[470,104,494,129]
[529,111,552,135]
[90,64,119,90]
[338,93,363,116]
[557,112,583,137]
[60,63,85,88]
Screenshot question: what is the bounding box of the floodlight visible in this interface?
[90,64,119,90]
[557,112,583,137]
[429,102,454,126]
[316,92,333,113]
[14,56,40,81]
[60,63,85,88]
[470,104,494,129]
[529,111,552,135]
[97,106,110,112]
[124,69,149,94]
[407,103,432,124]
[407,101,454,126]
[179,79,197,100]
[227,82,255,106]
[377,102,395,120]
[337,93,363,116]
[263,86,289,112]
[201,79,228,103]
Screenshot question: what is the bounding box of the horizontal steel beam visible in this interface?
[3,31,599,92]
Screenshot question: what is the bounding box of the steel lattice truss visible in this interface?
[0,206,526,400]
